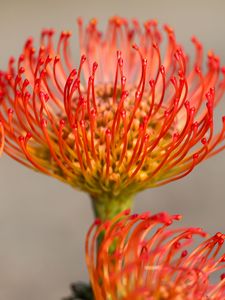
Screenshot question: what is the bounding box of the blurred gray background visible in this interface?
[0,0,225,299]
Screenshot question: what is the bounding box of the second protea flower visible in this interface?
[86,210,225,300]
[1,17,225,219]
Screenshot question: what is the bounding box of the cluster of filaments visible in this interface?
[86,210,225,300]
[1,17,225,197]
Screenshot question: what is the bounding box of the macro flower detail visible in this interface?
[1,17,225,219]
[86,210,225,300]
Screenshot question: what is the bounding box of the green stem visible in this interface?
[91,194,134,221]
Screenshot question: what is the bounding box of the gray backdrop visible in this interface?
[0,0,225,299]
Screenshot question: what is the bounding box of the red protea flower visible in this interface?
[1,17,225,219]
[86,210,225,300]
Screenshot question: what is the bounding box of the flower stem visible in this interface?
[91,194,134,221]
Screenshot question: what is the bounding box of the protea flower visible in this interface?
[86,210,225,300]
[1,17,225,219]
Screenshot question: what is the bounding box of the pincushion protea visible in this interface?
[86,210,225,300]
[1,17,225,219]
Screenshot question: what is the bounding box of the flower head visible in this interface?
[86,210,225,300]
[1,17,225,210]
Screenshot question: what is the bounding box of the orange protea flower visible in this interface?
[86,210,225,300]
[1,17,225,219]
